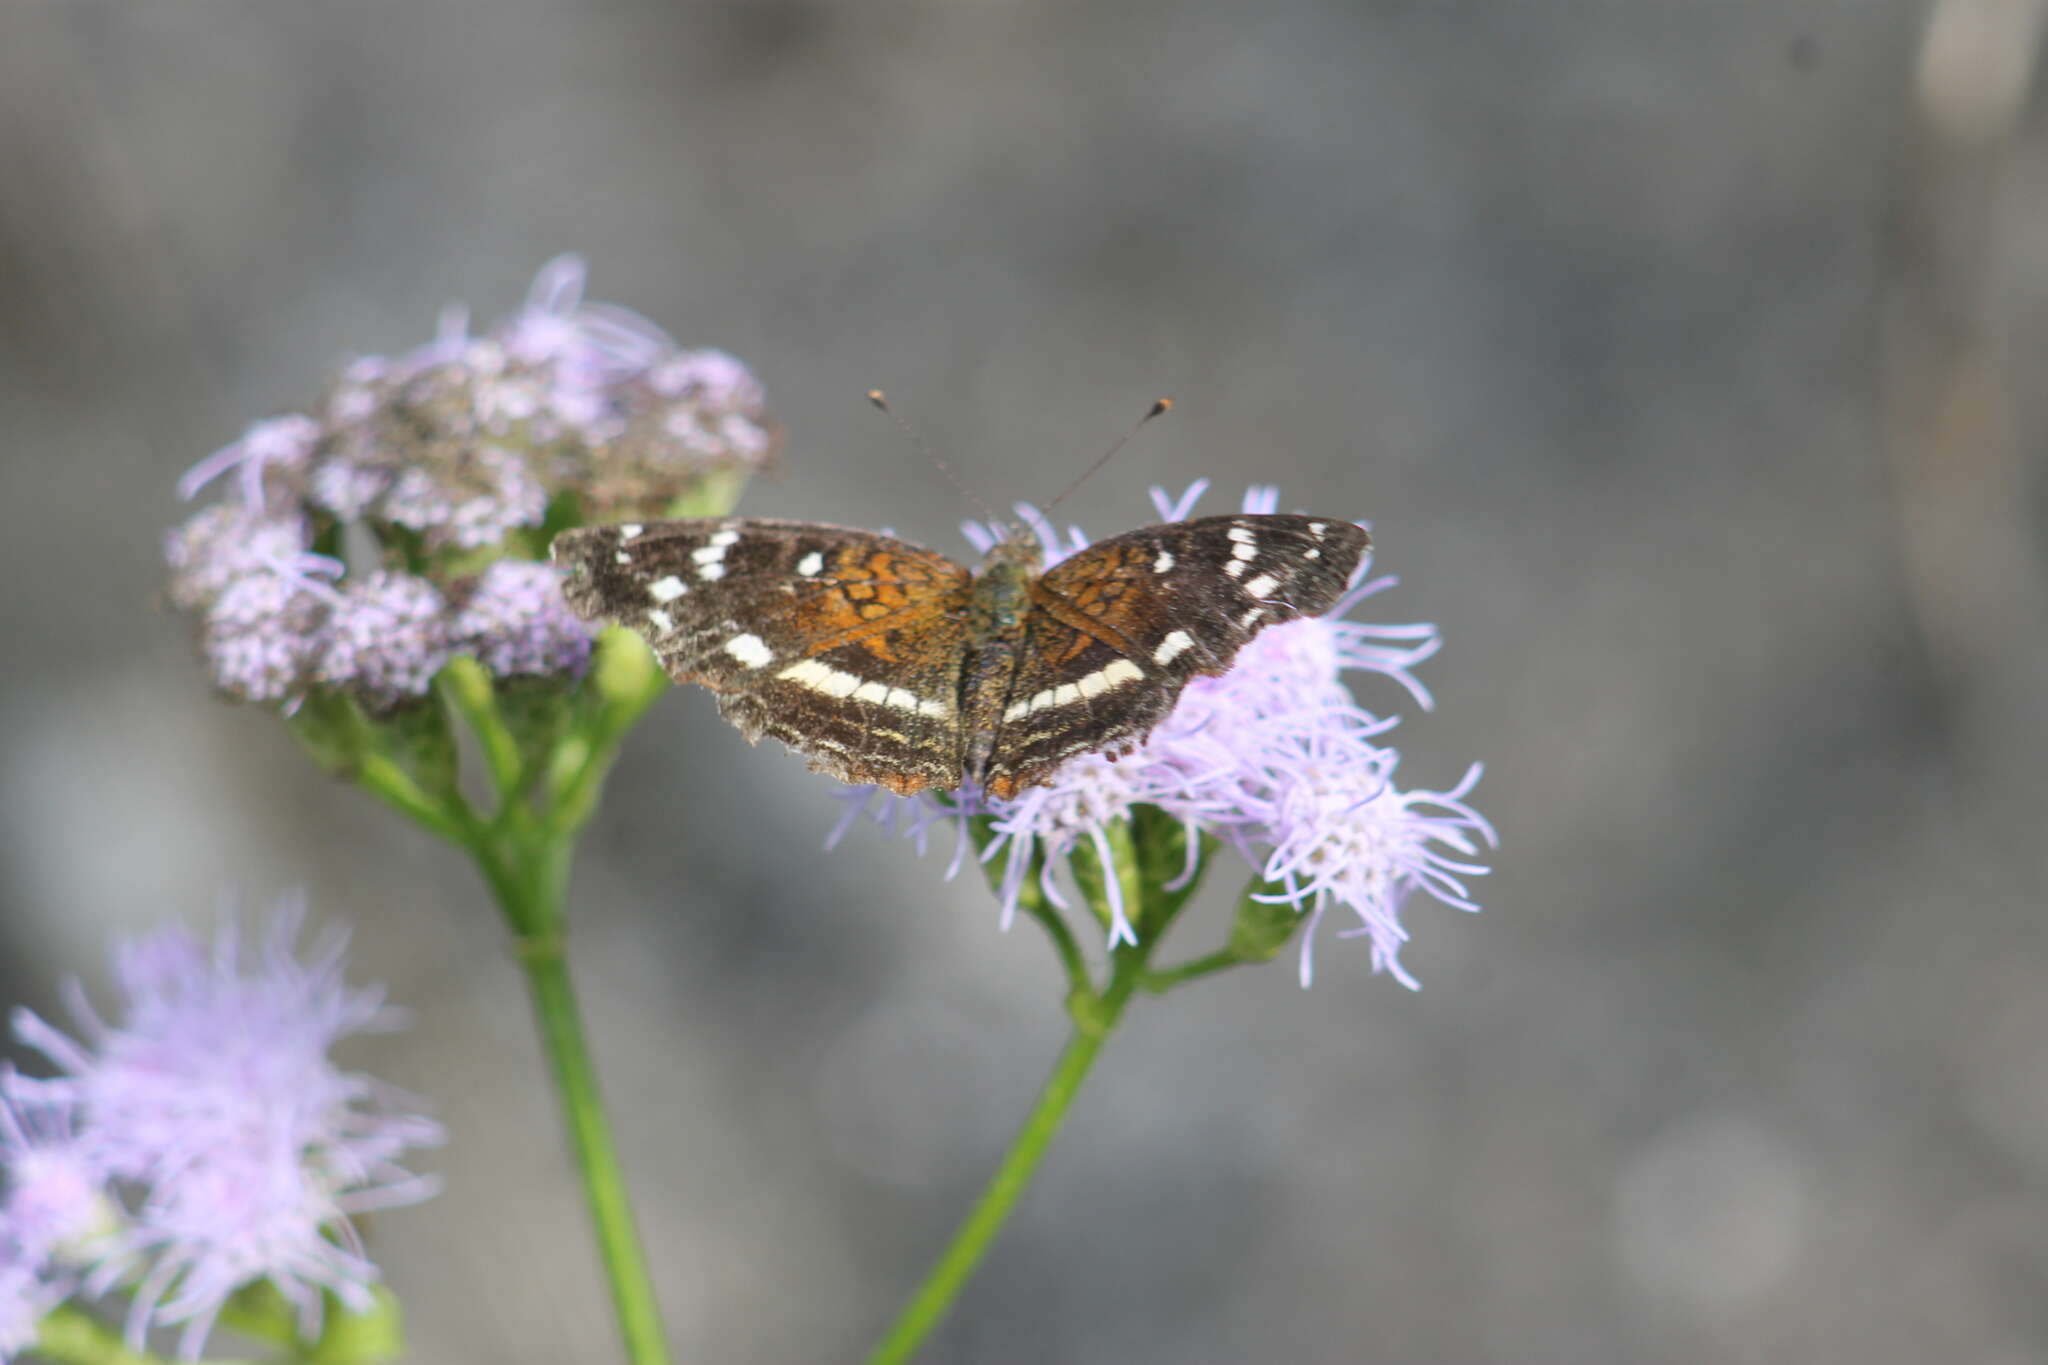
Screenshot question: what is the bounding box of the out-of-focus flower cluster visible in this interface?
[164,256,778,711]
[833,483,1496,988]
[0,896,441,1361]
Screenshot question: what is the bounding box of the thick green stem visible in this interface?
[515,933,671,1365]
[865,960,1144,1365]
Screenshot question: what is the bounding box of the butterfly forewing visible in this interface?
[980,514,1370,796]
[552,518,973,793]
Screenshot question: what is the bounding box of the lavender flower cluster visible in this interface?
[164,257,777,711]
[0,898,440,1361]
[833,483,1496,987]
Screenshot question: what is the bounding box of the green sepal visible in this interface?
[375,696,459,801]
[430,539,514,582]
[534,487,588,551]
[1227,876,1307,963]
[494,678,578,791]
[369,520,431,577]
[304,1286,406,1365]
[666,466,748,519]
[215,1277,300,1347]
[211,1280,405,1364]
[1126,803,1215,940]
[34,1304,166,1365]
[590,626,660,706]
[285,691,372,777]
[1065,820,1122,942]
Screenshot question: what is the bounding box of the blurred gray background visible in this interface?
[4,1,2047,1361]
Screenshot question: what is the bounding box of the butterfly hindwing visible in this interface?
[551,518,973,793]
[980,514,1370,796]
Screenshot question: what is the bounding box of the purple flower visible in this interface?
[0,1074,109,1261]
[162,507,325,613]
[176,415,322,510]
[166,256,769,709]
[452,560,594,680]
[0,1074,102,1361]
[834,484,1496,986]
[379,446,549,551]
[203,570,334,705]
[9,895,442,1358]
[0,1253,56,1363]
[316,572,452,709]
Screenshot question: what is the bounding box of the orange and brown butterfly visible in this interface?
[550,507,1369,797]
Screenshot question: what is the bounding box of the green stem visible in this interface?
[865,959,1145,1365]
[514,924,672,1365]
[546,669,667,838]
[1139,947,1242,993]
[353,752,468,843]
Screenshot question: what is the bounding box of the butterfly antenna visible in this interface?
[867,389,1001,526]
[1041,398,1173,516]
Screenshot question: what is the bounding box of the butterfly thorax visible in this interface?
[959,536,1045,784]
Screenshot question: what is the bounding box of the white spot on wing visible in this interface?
[1238,607,1264,629]
[918,697,952,719]
[691,546,726,565]
[778,659,868,700]
[1054,683,1082,707]
[708,528,741,547]
[1244,573,1279,599]
[777,658,830,689]
[1004,700,1031,723]
[1153,630,1195,665]
[650,576,687,603]
[1224,558,1249,578]
[1308,522,1328,537]
[1101,659,1143,687]
[619,524,644,540]
[697,562,726,581]
[1153,550,1175,574]
[724,633,773,668]
[797,551,824,576]
[853,680,890,706]
[648,609,675,633]
[614,551,632,564]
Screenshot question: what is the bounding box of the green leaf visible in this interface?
[1227,876,1307,963]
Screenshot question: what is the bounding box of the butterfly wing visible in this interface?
[552,518,974,794]
[980,514,1370,797]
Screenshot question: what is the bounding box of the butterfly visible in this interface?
[549,511,1370,797]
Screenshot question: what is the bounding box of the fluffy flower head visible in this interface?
[164,256,775,710]
[837,483,1495,985]
[8,895,442,1358]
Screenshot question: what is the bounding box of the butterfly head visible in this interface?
[979,524,1047,575]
